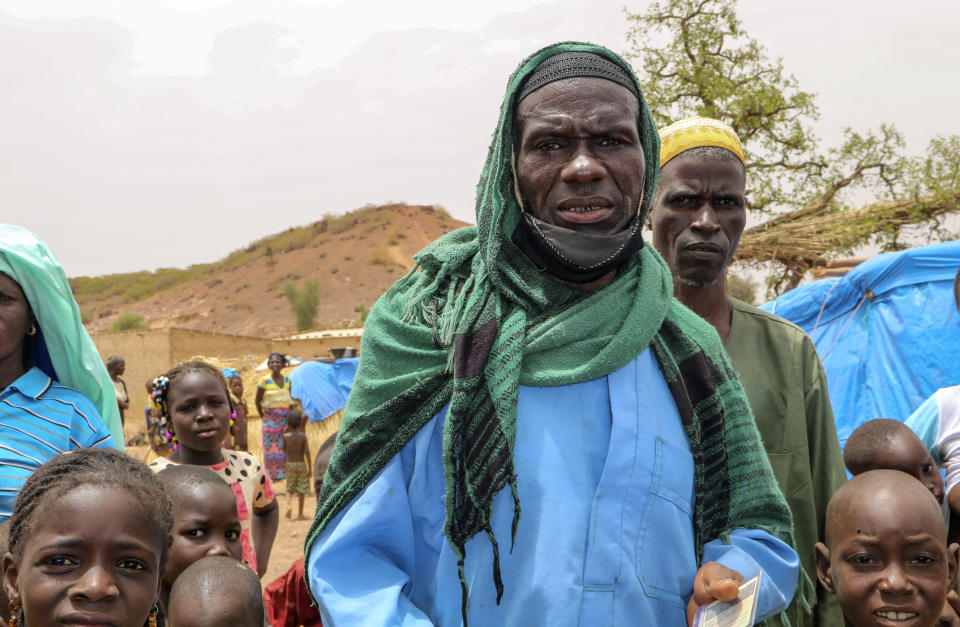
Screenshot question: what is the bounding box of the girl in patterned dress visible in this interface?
[148,360,279,577]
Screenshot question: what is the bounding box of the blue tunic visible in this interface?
[308,349,798,625]
[0,367,115,519]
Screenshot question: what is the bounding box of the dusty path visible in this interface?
[263,477,319,584]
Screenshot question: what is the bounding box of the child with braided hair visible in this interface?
[148,360,278,578]
[0,448,172,627]
[145,378,176,458]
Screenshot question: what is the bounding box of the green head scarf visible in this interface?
[0,224,123,448]
[306,42,800,623]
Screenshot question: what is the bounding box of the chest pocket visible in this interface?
[636,436,698,607]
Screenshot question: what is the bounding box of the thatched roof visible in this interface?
[735,190,960,288]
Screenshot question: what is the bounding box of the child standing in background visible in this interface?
[283,408,311,520]
[228,375,249,451]
[149,360,279,577]
[844,418,945,505]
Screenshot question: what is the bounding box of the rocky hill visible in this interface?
[73,204,468,337]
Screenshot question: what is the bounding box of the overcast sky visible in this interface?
[3,0,959,276]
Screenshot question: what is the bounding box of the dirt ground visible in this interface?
[265,477,320,583]
[125,385,342,588]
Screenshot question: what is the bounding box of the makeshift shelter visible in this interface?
[760,240,960,449]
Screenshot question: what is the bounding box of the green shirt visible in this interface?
[724,298,846,627]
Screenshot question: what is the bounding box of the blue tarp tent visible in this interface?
[760,240,960,450]
[289,358,360,423]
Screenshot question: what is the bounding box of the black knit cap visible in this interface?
[517,51,640,103]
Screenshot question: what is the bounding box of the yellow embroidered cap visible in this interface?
[658,116,745,167]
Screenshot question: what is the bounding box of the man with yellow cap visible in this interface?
[650,117,845,626]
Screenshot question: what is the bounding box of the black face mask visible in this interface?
[511,212,645,284]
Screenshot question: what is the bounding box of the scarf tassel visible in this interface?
[485,524,505,604]
[453,522,508,627]
[398,263,448,326]
[509,477,521,553]
[457,551,470,626]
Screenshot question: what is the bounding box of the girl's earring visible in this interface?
[148,603,159,627]
[26,323,36,337]
[8,599,19,627]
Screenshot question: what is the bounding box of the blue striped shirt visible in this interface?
[0,367,114,519]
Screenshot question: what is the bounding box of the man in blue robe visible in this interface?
[305,43,801,626]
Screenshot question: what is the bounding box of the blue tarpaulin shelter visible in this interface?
[289,358,360,422]
[760,240,960,450]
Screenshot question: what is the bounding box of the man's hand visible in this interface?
[686,561,744,626]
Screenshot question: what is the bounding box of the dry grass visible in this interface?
[367,249,390,266]
[386,227,408,245]
[735,191,960,279]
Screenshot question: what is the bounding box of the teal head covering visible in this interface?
[306,42,798,623]
[0,224,123,448]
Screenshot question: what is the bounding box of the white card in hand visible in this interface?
[692,574,762,627]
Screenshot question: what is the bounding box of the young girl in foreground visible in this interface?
[1,448,173,627]
[149,360,279,577]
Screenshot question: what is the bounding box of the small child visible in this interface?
[167,555,265,627]
[1,449,172,627]
[816,469,960,627]
[149,360,279,577]
[157,464,244,613]
[283,408,312,520]
[228,375,249,451]
[844,418,945,504]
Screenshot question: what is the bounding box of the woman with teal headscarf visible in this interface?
[0,224,119,519]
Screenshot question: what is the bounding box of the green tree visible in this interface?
[726,274,757,305]
[284,281,321,331]
[626,0,960,293]
[110,313,149,332]
[355,302,369,325]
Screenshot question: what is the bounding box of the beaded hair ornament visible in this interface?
[151,375,178,451]
[150,375,237,453]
